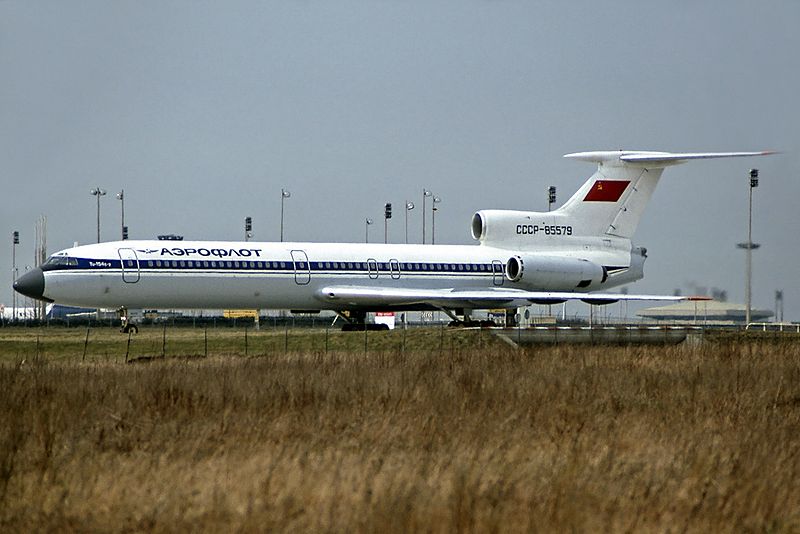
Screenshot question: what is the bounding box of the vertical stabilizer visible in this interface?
[557,150,774,239]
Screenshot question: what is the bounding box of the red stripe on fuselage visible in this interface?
[583,180,630,202]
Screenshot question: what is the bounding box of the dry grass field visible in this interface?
[1,326,799,532]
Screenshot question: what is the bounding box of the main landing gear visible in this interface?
[441,308,497,328]
[335,311,390,331]
[118,308,139,334]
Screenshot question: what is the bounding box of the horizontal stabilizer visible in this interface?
[564,150,776,167]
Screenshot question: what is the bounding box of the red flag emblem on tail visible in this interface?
[583,180,630,202]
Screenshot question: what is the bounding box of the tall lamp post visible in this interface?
[365,218,373,243]
[90,188,106,243]
[404,201,414,244]
[736,169,759,325]
[116,190,128,240]
[12,231,19,323]
[280,188,291,242]
[431,196,441,245]
[422,189,432,244]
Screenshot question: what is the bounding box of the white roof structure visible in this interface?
[637,301,772,324]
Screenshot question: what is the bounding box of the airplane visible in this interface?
[14,150,774,330]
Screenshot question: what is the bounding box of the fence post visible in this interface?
[125,330,132,363]
[82,327,90,362]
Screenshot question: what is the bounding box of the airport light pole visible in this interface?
[365,217,373,243]
[431,196,441,245]
[775,290,784,323]
[116,190,127,240]
[422,189,431,244]
[405,201,414,244]
[384,203,392,244]
[245,216,253,242]
[736,169,759,325]
[280,189,291,242]
[90,188,106,243]
[548,186,556,211]
[12,231,19,323]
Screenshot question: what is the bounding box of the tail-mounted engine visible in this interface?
[505,254,607,290]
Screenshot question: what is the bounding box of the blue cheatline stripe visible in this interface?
[44,257,508,275]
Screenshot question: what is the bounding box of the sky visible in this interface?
[1,1,798,320]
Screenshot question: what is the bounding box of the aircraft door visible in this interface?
[291,250,311,285]
[367,259,379,279]
[492,260,504,286]
[390,259,401,280]
[118,248,140,283]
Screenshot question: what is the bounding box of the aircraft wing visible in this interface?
[315,285,709,308]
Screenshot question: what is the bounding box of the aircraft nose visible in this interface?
[13,267,47,301]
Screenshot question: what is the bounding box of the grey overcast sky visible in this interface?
[2,1,798,319]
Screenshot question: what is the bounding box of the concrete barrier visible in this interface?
[493,325,700,346]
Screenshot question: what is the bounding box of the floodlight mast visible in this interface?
[422,189,431,244]
[384,203,392,244]
[404,201,414,244]
[431,196,441,245]
[280,189,291,242]
[365,217,373,243]
[12,231,19,323]
[548,186,556,211]
[116,190,128,240]
[90,188,107,243]
[736,169,760,325]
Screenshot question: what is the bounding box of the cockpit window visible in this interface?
[43,256,78,267]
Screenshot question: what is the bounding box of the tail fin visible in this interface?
[557,150,774,239]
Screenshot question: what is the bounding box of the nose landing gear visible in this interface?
[118,308,139,334]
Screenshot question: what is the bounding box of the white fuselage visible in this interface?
[39,239,636,311]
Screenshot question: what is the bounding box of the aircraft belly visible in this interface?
[45,271,321,310]
[45,268,513,311]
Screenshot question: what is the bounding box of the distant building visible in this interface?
[637,301,773,325]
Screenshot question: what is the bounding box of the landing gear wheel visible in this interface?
[121,323,139,334]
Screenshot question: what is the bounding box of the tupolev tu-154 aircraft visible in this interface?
[14,150,773,329]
